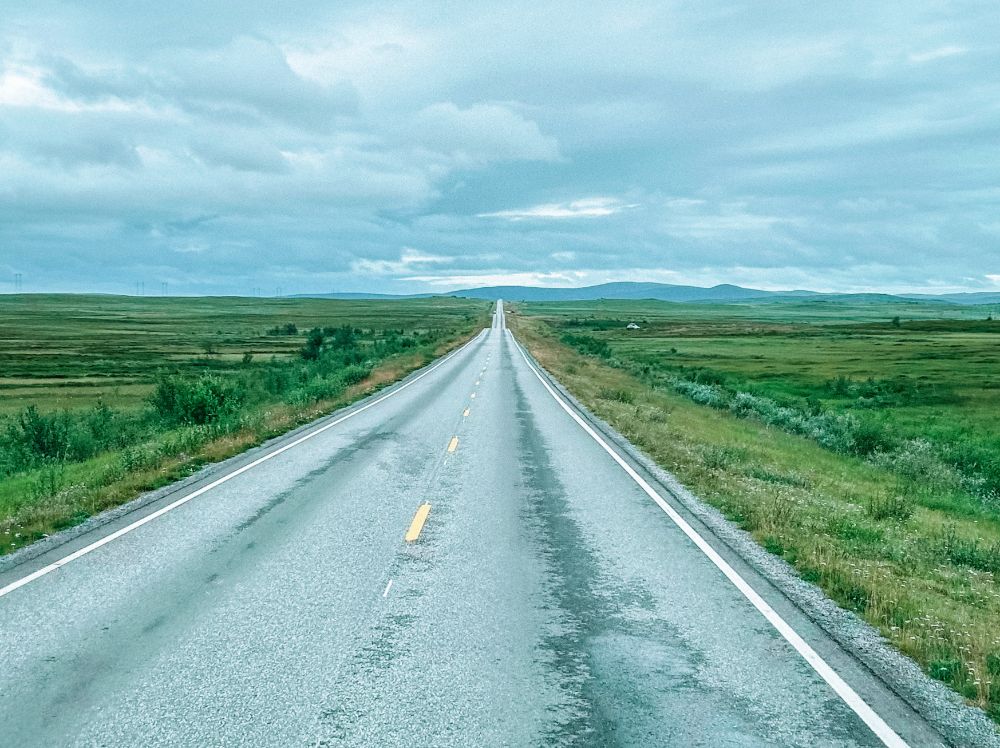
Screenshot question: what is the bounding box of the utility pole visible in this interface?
[14,273,22,292]
[162,281,168,296]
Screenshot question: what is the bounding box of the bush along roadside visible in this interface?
[0,324,476,554]
[558,332,1000,508]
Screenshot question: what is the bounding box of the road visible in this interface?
[0,302,947,746]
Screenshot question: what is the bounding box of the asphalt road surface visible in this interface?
[0,303,950,746]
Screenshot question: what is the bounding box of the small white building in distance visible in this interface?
[626,322,640,330]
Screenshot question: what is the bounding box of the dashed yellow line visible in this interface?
[447,436,459,453]
[470,392,476,399]
[404,503,432,542]
[463,408,470,417]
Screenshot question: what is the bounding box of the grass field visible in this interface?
[0,294,486,413]
[0,294,489,553]
[510,297,1000,721]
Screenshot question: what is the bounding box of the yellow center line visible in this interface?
[475,380,480,386]
[404,503,432,542]
[463,408,470,417]
[470,392,476,399]
[447,436,459,453]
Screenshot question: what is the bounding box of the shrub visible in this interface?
[301,328,325,361]
[561,333,612,359]
[848,418,894,456]
[262,366,295,396]
[672,379,726,407]
[267,322,299,336]
[941,442,1000,500]
[866,494,914,522]
[0,400,151,475]
[8,406,71,461]
[149,374,245,425]
[743,489,797,534]
[120,444,161,473]
[934,525,1000,574]
[871,439,960,490]
[285,377,345,405]
[702,445,747,469]
[326,325,357,348]
[29,463,66,502]
[597,387,635,404]
[339,365,371,387]
[829,375,853,396]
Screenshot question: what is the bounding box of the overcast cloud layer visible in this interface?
[2,1,999,295]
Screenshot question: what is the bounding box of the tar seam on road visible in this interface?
[506,328,908,748]
[0,329,488,601]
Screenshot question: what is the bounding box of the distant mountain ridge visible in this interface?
[294,282,1000,305]
[448,282,812,302]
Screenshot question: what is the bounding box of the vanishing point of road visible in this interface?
[0,303,950,746]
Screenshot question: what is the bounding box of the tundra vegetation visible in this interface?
[510,297,1000,722]
[0,294,488,553]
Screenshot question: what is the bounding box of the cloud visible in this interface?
[478,197,629,220]
[1,1,999,295]
[908,46,967,64]
[404,271,586,288]
[657,199,797,240]
[0,64,157,115]
[155,36,359,129]
[352,247,453,276]
[411,102,559,165]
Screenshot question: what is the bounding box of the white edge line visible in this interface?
[506,328,908,748]
[382,579,393,598]
[0,329,489,600]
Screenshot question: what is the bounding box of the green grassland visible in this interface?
[511,297,1000,722]
[0,294,486,413]
[521,297,1000,500]
[0,294,489,553]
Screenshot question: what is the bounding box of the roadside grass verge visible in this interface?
[510,309,1000,722]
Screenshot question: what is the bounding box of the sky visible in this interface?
[1,1,999,296]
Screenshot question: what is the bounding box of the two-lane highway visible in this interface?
[0,302,948,746]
